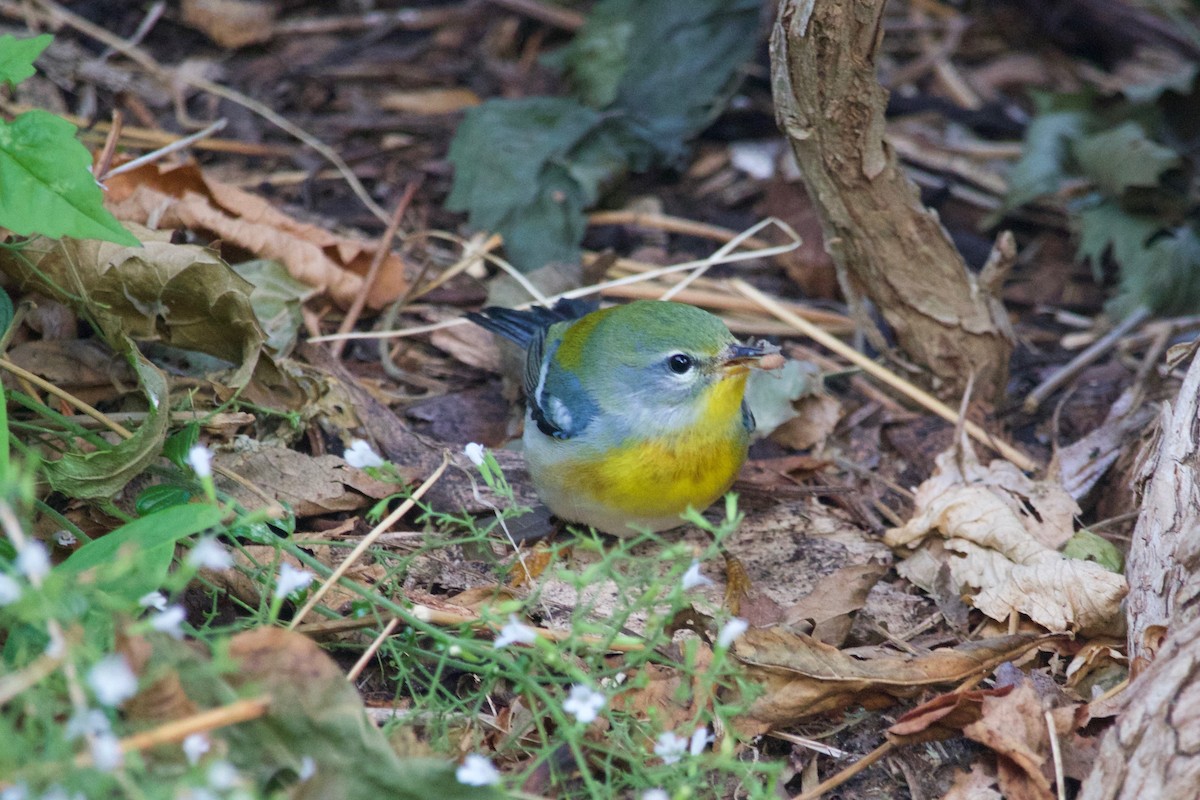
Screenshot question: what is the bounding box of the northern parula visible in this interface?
[469,299,779,535]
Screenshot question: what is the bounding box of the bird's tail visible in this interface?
[466,297,597,347]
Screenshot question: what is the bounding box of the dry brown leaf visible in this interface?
[940,762,1003,800]
[886,685,1014,745]
[962,682,1056,800]
[215,443,406,517]
[105,163,408,309]
[885,441,1127,632]
[769,392,842,451]
[181,0,278,49]
[782,563,887,647]
[730,626,1045,725]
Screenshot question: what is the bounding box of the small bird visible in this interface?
[468,298,781,536]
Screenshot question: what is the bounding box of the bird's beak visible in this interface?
[718,343,780,376]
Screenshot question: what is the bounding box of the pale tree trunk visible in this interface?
[769,0,1013,402]
[1078,346,1200,799]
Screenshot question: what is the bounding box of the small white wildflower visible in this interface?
[455,753,500,786]
[562,684,606,724]
[186,444,213,478]
[87,654,138,707]
[716,617,749,648]
[15,540,50,581]
[681,560,714,590]
[343,439,384,469]
[297,756,316,781]
[689,726,712,757]
[274,563,314,600]
[493,615,537,649]
[65,708,111,740]
[654,731,688,765]
[182,733,211,765]
[151,605,187,639]
[643,790,670,800]
[188,538,233,571]
[463,442,486,467]
[52,530,77,547]
[207,760,240,790]
[0,574,21,606]
[138,591,168,611]
[0,783,28,800]
[90,733,124,771]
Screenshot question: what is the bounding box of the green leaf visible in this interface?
[1063,529,1123,573]
[562,0,760,163]
[42,342,170,499]
[1073,121,1180,196]
[0,33,52,87]
[0,109,139,246]
[1004,109,1091,208]
[230,259,313,357]
[134,484,195,516]
[57,502,223,602]
[0,286,13,338]
[163,424,201,469]
[1109,224,1200,317]
[1076,199,1162,280]
[446,98,617,270]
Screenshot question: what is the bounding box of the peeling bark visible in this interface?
[1078,346,1200,798]
[769,0,1012,401]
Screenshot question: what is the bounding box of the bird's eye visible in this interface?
[667,353,694,374]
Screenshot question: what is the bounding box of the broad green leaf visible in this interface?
[1122,61,1198,105]
[0,110,139,246]
[563,0,760,163]
[231,259,312,357]
[446,98,614,270]
[57,502,223,602]
[1004,109,1091,208]
[1073,121,1180,196]
[1063,529,1123,573]
[0,33,51,87]
[41,342,170,498]
[1109,224,1200,317]
[134,483,195,516]
[1075,199,1161,280]
[163,424,201,469]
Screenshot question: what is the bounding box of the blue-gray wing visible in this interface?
[524,331,598,441]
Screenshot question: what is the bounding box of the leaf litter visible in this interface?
[0,0,1194,797]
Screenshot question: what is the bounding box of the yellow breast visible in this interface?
[550,374,751,524]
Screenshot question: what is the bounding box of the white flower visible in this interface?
[681,560,714,590]
[643,790,670,800]
[206,761,240,790]
[53,530,77,547]
[689,726,712,756]
[0,574,21,606]
[187,444,213,478]
[15,540,49,581]
[562,684,606,724]
[455,753,500,786]
[65,709,111,740]
[493,615,537,649]
[654,731,688,764]
[139,591,168,611]
[274,564,314,600]
[188,539,232,571]
[463,442,486,467]
[90,733,124,771]
[716,617,749,648]
[343,439,385,469]
[151,605,187,639]
[298,756,316,781]
[0,783,28,800]
[87,654,138,707]
[183,733,211,765]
